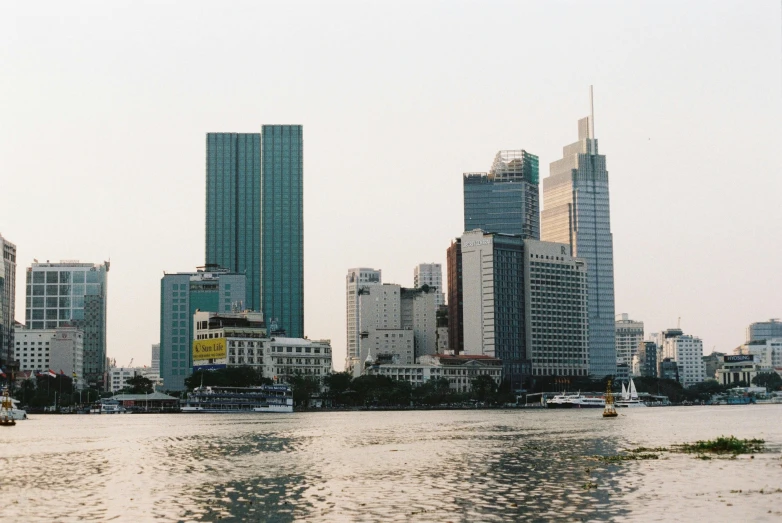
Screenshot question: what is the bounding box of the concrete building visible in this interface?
[436,305,449,353]
[14,326,85,388]
[746,319,782,343]
[524,239,589,379]
[716,355,764,386]
[401,287,438,358]
[150,343,160,377]
[413,263,445,307]
[541,91,616,378]
[193,310,332,384]
[635,341,658,378]
[446,239,464,354]
[109,367,140,393]
[659,358,679,382]
[662,329,706,387]
[0,233,17,367]
[345,268,382,372]
[615,314,644,372]
[702,351,726,381]
[735,339,782,371]
[25,261,109,389]
[160,267,246,391]
[365,354,502,393]
[463,150,540,239]
[206,126,304,338]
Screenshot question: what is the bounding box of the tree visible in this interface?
[289,375,321,408]
[184,366,271,390]
[124,375,154,394]
[471,374,497,403]
[752,372,782,391]
[323,372,353,400]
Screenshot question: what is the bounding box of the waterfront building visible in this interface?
[615,314,643,372]
[413,263,445,307]
[160,267,246,391]
[716,355,765,386]
[446,239,463,354]
[365,354,502,393]
[746,319,782,343]
[735,339,782,371]
[636,341,658,378]
[541,91,616,378]
[523,239,589,379]
[0,233,17,366]
[25,261,109,389]
[463,150,540,239]
[345,268,382,373]
[205,125,303,337]
[14,326,84,388]
[662,329,706,387]
[702,351,726,381]
[193,310,332,384]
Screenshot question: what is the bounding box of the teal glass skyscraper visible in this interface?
[206,125,303,338]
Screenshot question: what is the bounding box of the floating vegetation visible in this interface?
[672,436,765,456]
[592,453,660,463]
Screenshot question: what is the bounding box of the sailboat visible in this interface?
[603,379,618,418]
[615,378,647,408]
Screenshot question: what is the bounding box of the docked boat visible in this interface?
[181,385,293,413]
[0,389,26,422]
[100,399,127,414]
[547,392,605,409]
[615,379,647,408]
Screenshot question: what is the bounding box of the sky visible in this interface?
[1,1,781,370]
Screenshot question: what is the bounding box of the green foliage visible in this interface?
[185,367,272,390]
[674,436,765,455]
[470,374,497,402]
[288,374,321,408]
[123,375,154,394]
[752,372,782,391]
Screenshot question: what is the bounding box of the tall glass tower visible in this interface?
[206,125,303,338]
[541,89,616,378]
[463,150,540,239]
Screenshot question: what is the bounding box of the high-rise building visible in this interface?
[345,268,382,372]
[636,341,658,378]
[615,314,644,370]
[150,343,160,377]
[746,319,782,342]
[401,287,438,358]
[205,125,303,337]
[25,261,109,389]
[541,89,616,378]
[463,150,540,239]
[413,263,445,307]
[159,267,246,391]
[446,239,463,354]
[0,234,17,366]
[662,329,706,387]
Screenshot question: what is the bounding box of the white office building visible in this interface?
[735,338,782,372]
[15,326,85,388]
[413,263,445,307]
[346,268,382,372]
[663,332,706,387]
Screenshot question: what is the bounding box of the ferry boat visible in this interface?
[546,392,605,409]
[181,385,294,413]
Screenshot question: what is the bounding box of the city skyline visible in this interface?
[1,2,780,370]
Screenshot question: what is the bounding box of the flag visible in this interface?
[60,370,65,375]
[0,368,5,378]
[48,370,56,378]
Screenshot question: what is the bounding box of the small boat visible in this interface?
[603,379,618,418]
[616,378,647,408]
[0,389,17,426]
[99,400,127,414]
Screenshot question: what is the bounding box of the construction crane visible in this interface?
[126,358,134,369]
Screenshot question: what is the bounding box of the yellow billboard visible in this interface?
[193,337,227,361]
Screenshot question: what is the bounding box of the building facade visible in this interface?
[735,339,782,371]
[615,314,644,372]
[463,150,540,239]
[446,239,464,354]
[150,343,160,377]
[159,267,246,391]
[25,261,109,389]
[662,331,706,387]
[401,287,438,358]
[0,234,16,367]
[524,240,589,379]
[636,341,658,378]
[413,263,445,307]
[14,326,85,388]
[746,319,782,342]
[205,125,303,337]
[345,268,382,372]
[365,354,502,393]
[716,355,763,387]
[541,101,616,378]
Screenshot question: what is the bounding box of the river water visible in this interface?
[1,406,781,522]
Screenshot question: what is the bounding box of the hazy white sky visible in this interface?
[1,1,780,369]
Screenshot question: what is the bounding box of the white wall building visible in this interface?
[346,268,382,372]
[413,263,445,307]
[663,333,706,387]
[109,367,140,393]
[615,314,643,368]
[735,338,782,372]
[365,354,502,393]
[15,326,85,388]
[401,287,437,358]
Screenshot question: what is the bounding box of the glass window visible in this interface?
[33,285,45,296]
[46,271,58,283]
[46,297,58,308]
[86,271,100,283]
[33,272,45,284]
[46,285,58,295]
[72,271,85,283]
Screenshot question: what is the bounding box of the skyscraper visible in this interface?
[463,150,540,239]
[0,233,16,366]
[159,267,246,390]
[541,89,617,378]
[205,125,303,337]
[25,261,109,388]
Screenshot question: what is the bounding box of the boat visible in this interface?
[603,379,618,418]
[0,389,19,426]
[546,392,605,409]
[99,399,127,414]
[181,385,294,413]
[615,378,647,408]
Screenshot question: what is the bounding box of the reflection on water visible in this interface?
[1,406,781,521]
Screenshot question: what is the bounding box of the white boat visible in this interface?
[100,400,127,414]
[0,390,27,421]
[181,385,294,413]
[616,378,647,408]
[547,392,605,409]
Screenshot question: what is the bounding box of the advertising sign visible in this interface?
[193,337,227,362]
[724,354,753,363]
[193,363,227,372]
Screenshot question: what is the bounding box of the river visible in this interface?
[1,406,781,522]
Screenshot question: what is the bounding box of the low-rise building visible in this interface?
[15,326,85,388]
[365,354,502,393]
[716,355,765,387]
